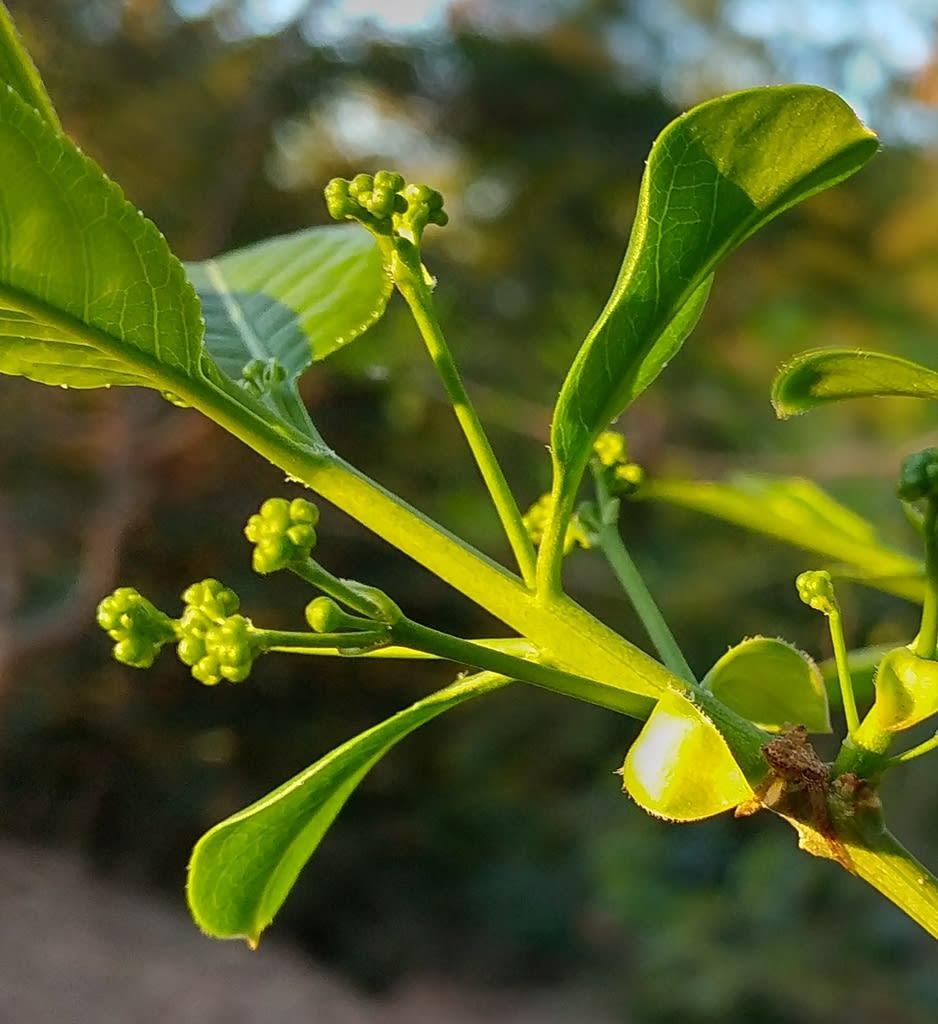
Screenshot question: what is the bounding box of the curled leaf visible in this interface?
[704,637,830,734]
[772,349,938,418]
[621,690,753,821]
[868,646,938,733]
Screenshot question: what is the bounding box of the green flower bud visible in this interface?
[593,431,629,467]
[325,172,447,244]
[182,578,240,621]
[244,497,320,574]
[796,570,839,617]
[96,587,176,669]
[898,448,938,502]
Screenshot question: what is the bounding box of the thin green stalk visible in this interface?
[827,606,860,735]
[916,500,938,661]
[258,628,390,650]
[591,466,695,684]
[597,525,695,684]
[390,616,656,718]
[388,243,537,588]
[888,730,938,767]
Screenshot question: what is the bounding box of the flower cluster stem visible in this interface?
[386,241,537,589]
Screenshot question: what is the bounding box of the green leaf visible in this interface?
[0,85,205,392]
[186,224,391,383]
[636,474,924,603]
[550,85,877,513]
[772,348,938,418]
[0,3,60,130]
[704,637,830,734]
[188,671,510,946]
[621,689,753,821]
[868,646,938,733]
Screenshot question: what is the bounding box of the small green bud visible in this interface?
[613,462,644,494]
[96,587,176,669]
[241,358,287,397]
[244,497,320,574]
[593,431,629,468]
[898,448,938,502]
[796,570,840,617]
[522,494,591,554]
[306,597,356,633]
[325,172,447,244]
[181,578,240,621]
[591,431,644,496]
[185,614,258,686]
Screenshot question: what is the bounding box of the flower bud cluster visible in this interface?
[96,587,176,669]
[325,171,447,243]
[244,497,320,574]
[176,579,258,686]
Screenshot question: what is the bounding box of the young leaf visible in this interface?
[703,636,830,734]
[772,348,938,418]
[636,475,924,603]
[0,2,60,130]
[867,646,938,734]
[0,85,204,392]
[185,224,392,384]
[188,671,510,946]
[621,689,754,821]
[550,86,877,513]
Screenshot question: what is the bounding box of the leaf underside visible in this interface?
[772,348,938,418]
[186,224,392,385]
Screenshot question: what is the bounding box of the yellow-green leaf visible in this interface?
[704,637,830,734]
[772,349,938,418]
[621,689,753,821]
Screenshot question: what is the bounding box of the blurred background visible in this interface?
[4,1,938,1021]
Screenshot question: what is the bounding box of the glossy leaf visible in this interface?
[773,349,938,418]
[704,637,830,733]
[0,85,205,392]
[621,689,753,821]
[550,86,878,510]
[185,224,391,383]
[188,671,510,946]
[868,647,938,733]
[637,475,924,603]
[0,2,59,129]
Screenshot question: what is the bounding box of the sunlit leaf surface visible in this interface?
[621,689,753,821]
[188,672,510,946]
[186,224,392,383]
[551,85,878,509]
[0,86,204,391]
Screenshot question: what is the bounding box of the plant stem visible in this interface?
[827,606,860,735]
[839,826,938,941]
[258,628,390,650]
[388,242,538,588]
[591,467,696,684]
[389,617,658,718]
[599,529,696,684]
[916,499,938,660]
[534,479,576,599]
[888,730,938,767]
